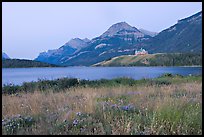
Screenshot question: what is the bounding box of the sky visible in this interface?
[2,2,202,60]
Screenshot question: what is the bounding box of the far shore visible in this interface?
[2,65,202,69]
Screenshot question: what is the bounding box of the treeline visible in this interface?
[147,53,202,66]
[117,53,202,66]
[2,59,60,68]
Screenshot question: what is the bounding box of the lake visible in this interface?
[2,67,202,86]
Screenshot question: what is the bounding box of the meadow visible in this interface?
[2,74,202,135]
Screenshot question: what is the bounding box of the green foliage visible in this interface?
[2,59,60,68]
[2,84,22,94]
[148,53,202,66]
[151,102,202,135]
[2,74,202,95]
[99,53,202,66]
[2,74,202,135]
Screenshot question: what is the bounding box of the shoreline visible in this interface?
[2,65,202,69]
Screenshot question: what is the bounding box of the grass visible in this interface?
[2,74,202,135]
[93,53,202,67]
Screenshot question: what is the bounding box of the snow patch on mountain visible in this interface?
[168,26,177,32]
[62,51,91,62]
[99,51,107,56]
[95,43,107,49]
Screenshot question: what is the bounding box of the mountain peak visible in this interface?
[2,52,10,59]
[64,38,89,49]
[100,21,140,38]
[82,38,90,43]
[139,28,158,37]
[111,21,131,27]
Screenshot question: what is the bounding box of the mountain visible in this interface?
[64,38,90,49]
[82,38,91,43]
[142,11,202,53]
[35,11,202,66]
[139,28,158,37]
[2,52,10,59]
[35,38,89,65]
[100,22,145,38]
[57,22,152,66]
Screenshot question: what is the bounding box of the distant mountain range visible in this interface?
[34,11,202,66]
[2,52,60,68]
[138,28,158,37]
[2,52,10,59]
[36,38,90,65]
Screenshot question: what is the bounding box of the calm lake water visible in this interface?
[2,67,202,86]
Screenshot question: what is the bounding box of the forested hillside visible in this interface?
[93,53,202,67]
[2,59,60,68]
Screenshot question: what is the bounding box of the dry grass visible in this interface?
[2,79,202,135]
[2,86,134,119]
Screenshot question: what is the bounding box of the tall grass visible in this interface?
[2,74,202,135]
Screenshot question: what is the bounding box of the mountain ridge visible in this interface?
[141,11,202,54]
[34,11,202,66]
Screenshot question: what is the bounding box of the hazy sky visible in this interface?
[2,2,202,59]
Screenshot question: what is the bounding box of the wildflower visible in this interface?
[73,119,79,126]
[111,104,118,108]
[76,112,82,116]
[121,104,134,111]
[80,127,85,132]
[121,106,129,111]
[16,114,21,118]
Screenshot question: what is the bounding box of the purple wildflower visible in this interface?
[76,112,82,116]
[73,119,79,126]
[111,104,118,108]
[121,104,134,111]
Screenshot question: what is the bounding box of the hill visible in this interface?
[93,53,202,67]
[2,59,60,68]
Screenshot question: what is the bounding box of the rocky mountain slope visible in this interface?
[54,22,152,66]
[139,28,158,37]
[142,11,202,54]
[35,11,202,66]
[35,38,89,65]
